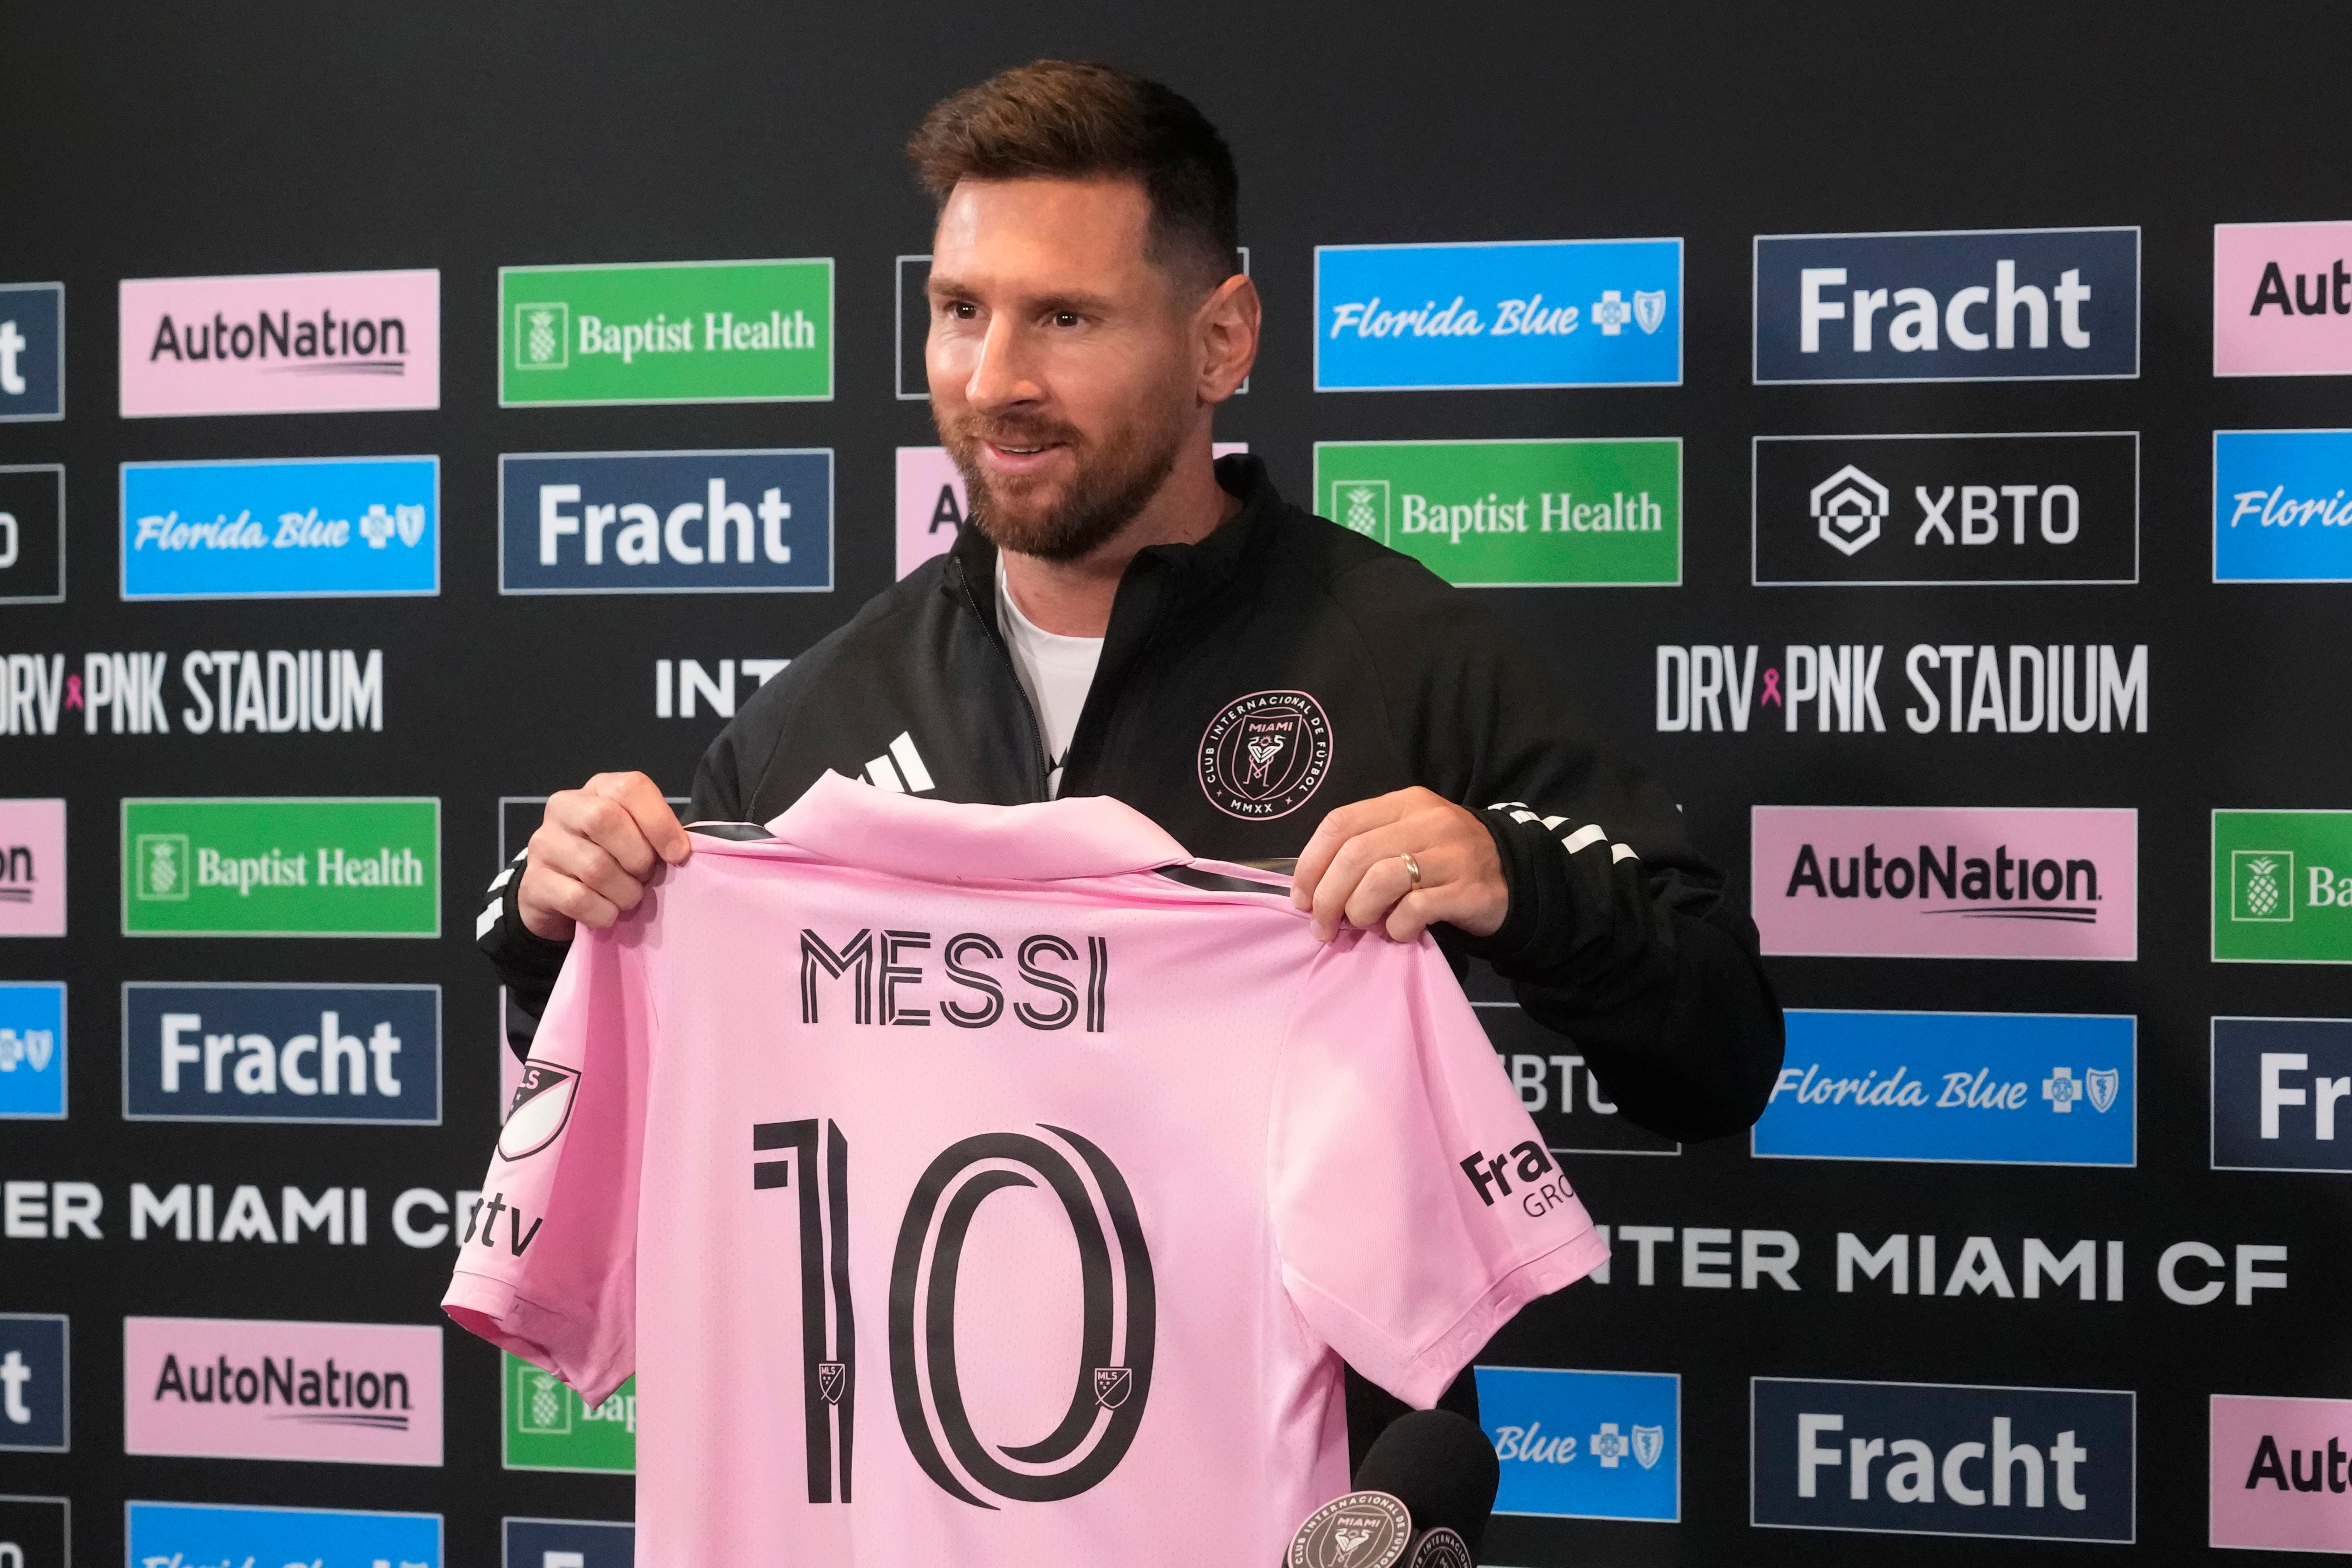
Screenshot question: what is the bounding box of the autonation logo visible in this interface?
[124,1315,443,1465]
[119,268,440,417]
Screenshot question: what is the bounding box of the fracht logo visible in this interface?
[1315,239,1680,390]
[2215,810,2352,962]
[0,799,67,938]
[2211,1394,2352,1551]
[0,1314,69,1451]
[1755,1011,2134,1166]
[506,1519,634,1568]
[126,1501,441,1568]
[123,1316,444,1466]
[1754,227,2139,383]
[499,259,832,406]
[2214,221,2352,377]
[1753,806,2137,960]
[0,981,66,1120]
[121,798,438,937]
[2213,429,2352,582]
[1315,439,1679,586]
[119,269,440,417]
[2212,1017,2352,1172]
[122,457,438,599]
[0,282,64,422]
[500,449,831,594]
[505,1351,635,1472]
[123,982,440,1124]
[1474,1365,1679,1523]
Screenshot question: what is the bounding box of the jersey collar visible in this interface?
[764,771,1191,883]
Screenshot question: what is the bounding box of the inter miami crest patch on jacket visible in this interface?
[499,1061,581,1160]
[1198,690,1334,820]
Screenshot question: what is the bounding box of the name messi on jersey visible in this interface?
[799,927,1110,1033]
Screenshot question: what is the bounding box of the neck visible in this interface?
[997,425,1237,638]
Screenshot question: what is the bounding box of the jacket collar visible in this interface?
[763,770,1190,881]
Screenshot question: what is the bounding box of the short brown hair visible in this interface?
[909,60,1240,292]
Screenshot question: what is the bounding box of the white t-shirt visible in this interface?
[997,557,1103,797]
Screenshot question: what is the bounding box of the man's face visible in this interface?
[927,177,1204,561]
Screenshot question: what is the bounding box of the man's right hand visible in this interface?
[517,772,693,941]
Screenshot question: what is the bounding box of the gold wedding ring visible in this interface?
[1399,852,1423,889]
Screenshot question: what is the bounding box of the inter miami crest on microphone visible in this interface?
[1285,1490,1412,1568]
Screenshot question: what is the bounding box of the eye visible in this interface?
[1052,310,1084,329]
[941,300,977,321]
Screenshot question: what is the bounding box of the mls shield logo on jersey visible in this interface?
[1633,1423,1665,1469]
[499,1061,581,1160]
[1634,289,1667,334]
[818,1361,846,1405]
[2086,1068,2120,1113]
[1092,1366,1132,1410]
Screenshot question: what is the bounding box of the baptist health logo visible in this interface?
[1335,479,1388,537]
[2217,810,2352,963]
[134,835,190,902]
[514,302,569,370]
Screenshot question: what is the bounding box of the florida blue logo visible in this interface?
[127,1502,440,1568]
[1754,1011,2134,1166]
[0,283,64,422]
[500,449,832,594]
[0,981,65,1120]
[121,457,439,599]
[2214,429,2352,581]
[504,1517,633,1568]
[2213,1016,2352,1171]
[1474,1365,1678,1522]
[122,982,440,1124]
[1315,239,1680,390]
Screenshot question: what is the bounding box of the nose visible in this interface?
[965,313,1044,416]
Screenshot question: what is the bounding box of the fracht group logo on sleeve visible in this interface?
[1753,806,2138,959]
[1752,1378,2134,1543]
[2211,1394,2352,1552]
[499,259,833,406]
[0,799,67,938]
[2213,429,2352,582]
[0,981,66,1120]
[121,457,438,599]
[118,269,440,418]
[123,982,439,1124]
[2212,1016,2352,1172]
[121,798,439,937]
[2215,810,2352,962]
[0,282,65,422]
[1473,1365,1679,1523]
[1313,439,1679,586]
[126,1502,441,1568]
[500,450,832,593]
[1314,238,1681,390]
[1754,227,2139,383]
[123,1317,443,1465]
[2214,221,2352,377]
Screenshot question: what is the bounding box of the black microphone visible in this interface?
[1283,1410,1499,1568]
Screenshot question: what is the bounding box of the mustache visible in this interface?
[943,413,1083,451]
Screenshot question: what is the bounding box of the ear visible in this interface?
[1196,272,1260,404]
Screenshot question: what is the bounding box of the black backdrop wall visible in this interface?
[5,2,2351,1563]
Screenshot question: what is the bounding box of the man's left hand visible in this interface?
[1290,787,1508,944]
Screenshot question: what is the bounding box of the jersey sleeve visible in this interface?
[442,912,653,1408]
[1268,929,1610,1409]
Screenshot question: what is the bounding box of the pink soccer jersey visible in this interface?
[445,773,1606,1566]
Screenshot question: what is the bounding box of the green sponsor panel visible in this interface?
[1313,438,1681,586]
[122,797,439,936]
[2214,810,2352,962]
[500,258,833,406]
[504,1351,637,1473]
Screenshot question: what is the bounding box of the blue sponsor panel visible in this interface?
[1754,227,2139,383]
[0,981,65,1119]
[1474,1365,1678,1522]
[126,1502,441,1567]
[500,448,833,593]
[1755,1010,2134,1166]
[122,982,440,1124]
[120,457,439,599]
[0,283,65,422]
[0,1315,68,1451]
[1753,1378,2133,1543]
[2215,430,2352,581]
[2214,1016,2352,1171]
[1315,239,1680,390]
[504,1516,635,1568]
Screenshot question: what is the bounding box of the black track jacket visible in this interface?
[481,455,1782,1142]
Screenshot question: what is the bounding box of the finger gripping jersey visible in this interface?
[444,772,1605,1566]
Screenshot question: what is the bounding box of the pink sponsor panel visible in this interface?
[0,798,66,937]
[2211,1394,2352,1551]
[119,268,441,417]
[2214,221,2352,377]
[895,442,1249,579]
[123,1315,443,1465]
[1752,804,2137,960]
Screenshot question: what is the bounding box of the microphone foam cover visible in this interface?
[1351,1410,1500,1556]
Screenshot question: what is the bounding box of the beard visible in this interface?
[939,398,1189,564]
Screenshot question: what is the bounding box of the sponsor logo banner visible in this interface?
[126,1501,441,1568]
[1753,1377,2134,1542]
[2215,221,2352,377]
[500,449,831,594]
[1315,439,1680,587]
[0,648,384,738]
[0,465,65,605]
[2214,429,2352,581]
[1756,1011,2134,1166]
[505,1351,635,1472]
[1315,239,1681,390]
[1755,227,2139,383]
[1480,1003,1677,1155]
[124,1316,443,1465]
[2215,810,2352,963]
[895,442,1248,580]
[505,1517,634,1568]
[121,798,439,937]
[1753,433,2138,585]
[2212,1393,2352,1551]
[119,269,440,418]
[1474,1365,1679,1522]
[500,259,832,406]
[0,800,66,938]
[0,1315,68,1451]
[1754,806,2137,960]
[0,282,64,422]
[0,982,66,1120]
[0,1495,67,1568]
[1656,641,2147,736]
[2213,1017,2352,1170]
[121,457,438,599]
[123,983,439,1124]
